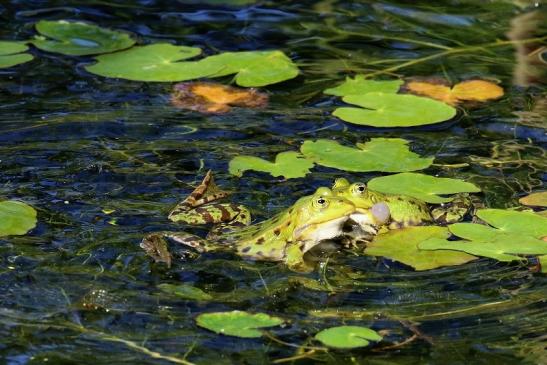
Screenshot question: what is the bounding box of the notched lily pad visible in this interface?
[229,151,314,179]
[196,310,284,338]
[406,79,504,105]
[324,76,403,96]
[333,92,457,127]
[158,283,212,301]
[368,173,481,204]
[365,226,477,270]
[0,200,37,236]
[300,138,433,173]
[171,82,268,113]
[0,41,34,68]
[315,326,382,349]
[33,20,135,56]
[519,192,547,208]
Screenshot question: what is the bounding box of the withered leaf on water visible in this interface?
[405,79,504,105]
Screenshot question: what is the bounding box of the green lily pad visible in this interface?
[196,311,284,338]
[315,326,382,349]
[0,41,33,68]
[519,192,547,208]
[333,92,457,127]
[33,20,135,56]
[475,209,547,238]
[365,226,477,270]
[198,50,299,87]
[367,173,481,204]
[0,200,37,236]
[158,283,213,301]
[324,76,403,96]
[300,138,433,173]
[229,151,314,179]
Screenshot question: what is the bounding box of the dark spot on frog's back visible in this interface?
[273,228,281,236]
[241,246,251,253]
[256,237,265,245]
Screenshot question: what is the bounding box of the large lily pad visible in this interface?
[0,200,37,236]
[300,138,433,173]
[333,92,457,127]
[367,173,481,204]
[229,151,314,179]
[365,226,477,270]
[196,311,284,338]
[314,326,382,349]
[33,20,135,56]
[324,76,403,96]
[0,41,33,68]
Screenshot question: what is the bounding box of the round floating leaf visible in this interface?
[33,20,135,56]
[0,200,37,236]
[475,209,547,239]
[158,283,212,301]
[85,43,215,82]
[519,192,547,208]
[315,326,382,349]
[229,151,314,179]
[419,238,523,262]
[199,50,299,87]
[406,79,504,105]
[300,138,433,173]
[0,41,33,68]
[367,173,481,204]
[365,226,477,270]
[324,76,403,96]
[333,92,457,127]
[196,311,284,338]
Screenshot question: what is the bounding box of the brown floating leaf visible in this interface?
[519,192,547,207]
[171,82,268,113]
[406,79,504,105]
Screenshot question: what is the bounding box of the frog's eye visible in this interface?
[352,183,367,195]
[313,196,329,208]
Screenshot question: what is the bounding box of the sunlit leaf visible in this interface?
[300,138,433,172]
[171,82,268,113]
[406,79,504,105]
[333,92,457,127]
[229,151,314,179]
[476,209,547,238]
[315,326,382,348]
[0,200,37,236]
[324,76,403,96]
[365,226,477,270]
[196,311,284,338]
[158,283,213,301]
[519,192,547,208]
[33,20,135,56]
[0,41,33,68]
[367,173,481,203]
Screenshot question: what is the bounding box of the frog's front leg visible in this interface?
[284,243,314,273]
[140,231,211,268]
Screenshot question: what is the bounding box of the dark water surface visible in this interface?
[1,1,546,364]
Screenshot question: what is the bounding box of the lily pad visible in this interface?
[315,326,382,349]
[324,76,403,96]
[196,311,284,338]
[0,41,33,68]
[367,173,481,204]
[519,192,547,208]
[158,283,212,301]
[475,209,547,238]
[198,50,299,87]
[300,138,433,173]
[33,20,135,56]
[0,200,37,236]
[365,226,477,270]
[333,92,457,127]
[406,79,504,105]
[229,151,314,179]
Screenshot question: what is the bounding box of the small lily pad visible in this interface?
[367,173,481,204]
[0,200,37,236]
[196,311,284,338]
[300,138,433,173]
[333,92,457,127]
[406,79,504,105]
[365,226,477,270]
[0,41,34,68]
[315,326,382,349]
[33,20,135,56]
[229,151,314,179]
[158,283,212,301]
[324,76,403,96]
[519,192,547,208]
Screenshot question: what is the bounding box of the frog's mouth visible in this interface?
[293,215,350,251]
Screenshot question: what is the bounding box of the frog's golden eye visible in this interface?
[313,196,329,208]
[352,183,367,195]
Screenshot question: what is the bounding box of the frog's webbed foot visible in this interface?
[140,233,173,268]
[431,193,477,224]
[140,232,209,267]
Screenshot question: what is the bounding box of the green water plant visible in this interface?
[196,311,284,338]
[157,284,213,301]
[314,326,382,349]
[33,20,135,56]
[0,200,37,236]
[229,151,314,179]
[0,41,33,68]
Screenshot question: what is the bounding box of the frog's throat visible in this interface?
[293,216,349,249]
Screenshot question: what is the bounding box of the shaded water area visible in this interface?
[1,1,546,364]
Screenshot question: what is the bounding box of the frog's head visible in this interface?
[332,179,390,226]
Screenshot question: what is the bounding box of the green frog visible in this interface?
[141,172,391,272]
[330,178,472,231]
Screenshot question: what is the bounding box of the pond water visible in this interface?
[1,1,546,364]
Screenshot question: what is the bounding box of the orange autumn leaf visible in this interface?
[171,82,268,114]
[406,79,504,105]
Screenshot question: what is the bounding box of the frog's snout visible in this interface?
[371,202,390,224]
